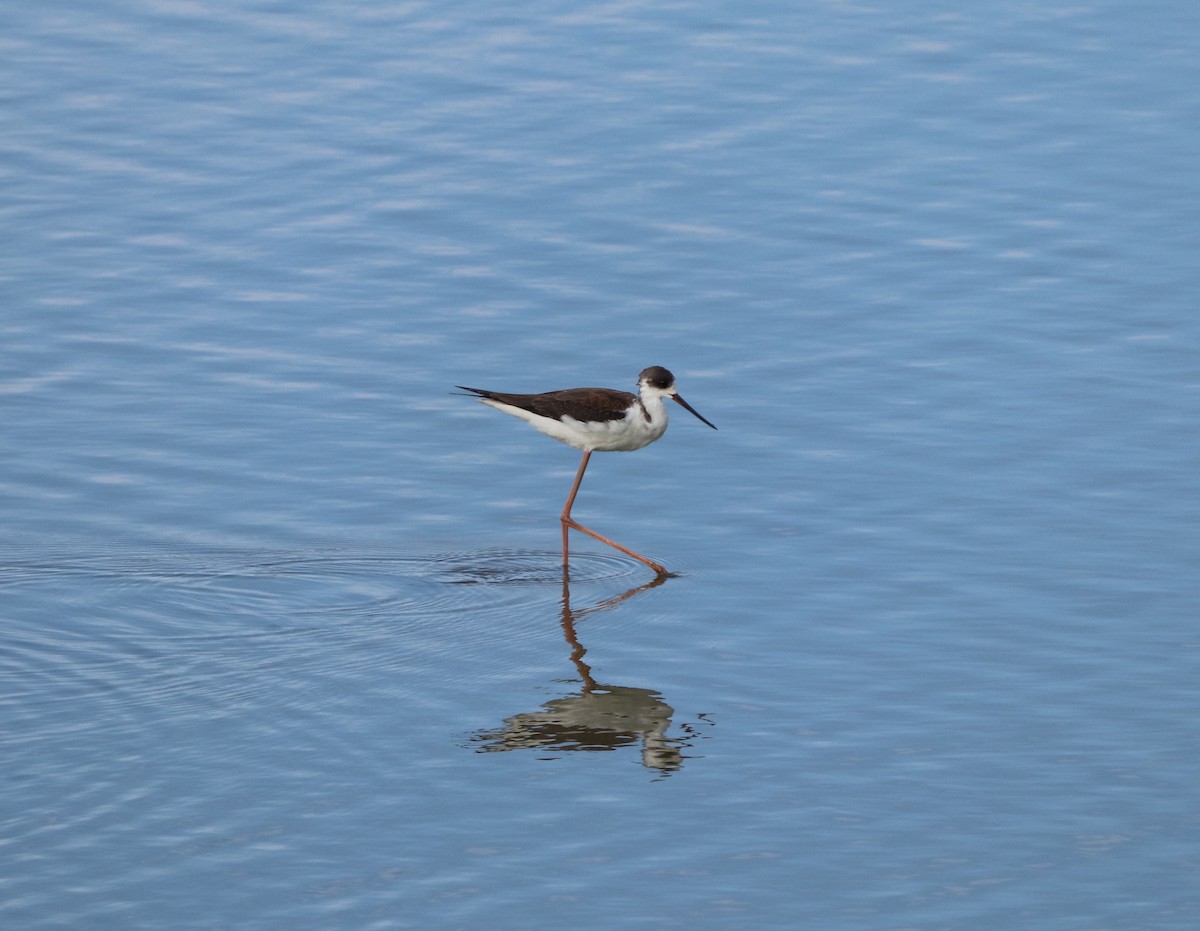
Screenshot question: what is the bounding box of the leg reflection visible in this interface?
[559,563,667,694]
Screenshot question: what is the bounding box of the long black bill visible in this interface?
[672,394,717,430]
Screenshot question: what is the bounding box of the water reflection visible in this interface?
[470,568,712,776]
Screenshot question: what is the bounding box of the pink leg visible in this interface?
[560,450,668,576]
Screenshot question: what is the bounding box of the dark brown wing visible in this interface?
[457,386,639,423]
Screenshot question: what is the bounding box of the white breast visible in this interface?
[562,405,669,452]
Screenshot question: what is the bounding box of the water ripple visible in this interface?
[0,547,640,635]
[0,546,650,729]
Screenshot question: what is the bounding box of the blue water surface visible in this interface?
[3,1,1199,929]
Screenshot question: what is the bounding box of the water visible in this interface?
[3,1,1199,928]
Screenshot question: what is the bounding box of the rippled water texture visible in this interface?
[3,1,1199,929]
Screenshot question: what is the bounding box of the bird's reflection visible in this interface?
[471,566,709,776]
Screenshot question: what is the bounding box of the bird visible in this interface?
[456,365,717,576]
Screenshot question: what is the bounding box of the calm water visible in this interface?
[3,1,1199,928]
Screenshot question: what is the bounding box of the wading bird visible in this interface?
[457,366,716,576]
